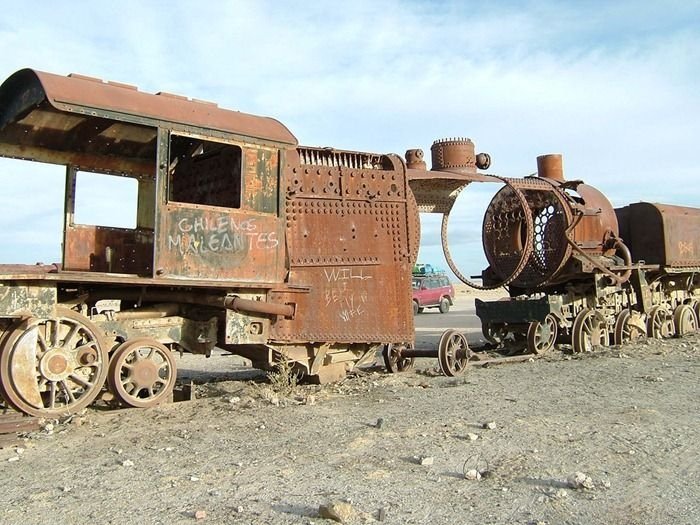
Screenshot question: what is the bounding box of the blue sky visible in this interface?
[0,0,699,278]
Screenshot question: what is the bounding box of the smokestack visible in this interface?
[537,154,564,182]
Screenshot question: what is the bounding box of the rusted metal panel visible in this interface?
[154,206,285,282]
[0,69,297,146]
[276,150,416,343]
[0,283,56,318]
[63,225,154,274]
[244,147,279,213]
[616,202,700,267]
[271,266,414,343]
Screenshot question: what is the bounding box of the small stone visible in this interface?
[236,506,244,513]
[567,472,594,489]
[555,488,569,499]
[7,456,20,463]
[62,486,72,493]
[15,447,25,455]
[306,395,316,406]
[319,501,355,523]
[165,447,174,452]
[190,476,200,482]
[378,507,387,521]
[420,456,434,466]
[375,418,384,429]
[483,421,497,430]
[121,459,134,467]
[464,469,481,481]
[466,433,479,441]
[208,489,221,497]
[228,396,241,404]
[43,423,55,432]
[194,509,207,520]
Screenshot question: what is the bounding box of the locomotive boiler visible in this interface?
[0,68,492,417]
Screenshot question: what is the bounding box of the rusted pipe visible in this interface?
[223,296,294,318]
[113,303,180,320]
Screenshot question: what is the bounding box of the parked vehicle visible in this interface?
[412,272,454,314]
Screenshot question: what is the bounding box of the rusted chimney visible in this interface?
[537,154,564,182]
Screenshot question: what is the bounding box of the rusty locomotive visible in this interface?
[467,154,700,357]
[0,68,494,417]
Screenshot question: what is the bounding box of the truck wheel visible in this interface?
[439,297,450,314]
[413,301,420,315]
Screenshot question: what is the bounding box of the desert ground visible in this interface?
[1,286,698,524]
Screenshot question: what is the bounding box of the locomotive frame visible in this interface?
[0,68,495,417]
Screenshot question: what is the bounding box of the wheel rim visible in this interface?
[527,314,558,354]
[572,309,609,353]
[674,304,698,337]
[0,307,108,417]
[614,309,646,345]
[108,338,177,408]
[647,306,674,339]
[382,343,414,373]
[438,330,471,376]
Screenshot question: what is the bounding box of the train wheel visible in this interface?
[613,310,646,345]
[108,338,177,408]
[572,309,609,353]
[526,314,558,354]
[382,343,414,373]
[0,307,108,417]
[482,322,508,345]
[647,306,675,339]
[673,304,698,337]
[438,330,471,376]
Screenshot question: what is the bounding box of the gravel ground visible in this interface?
[1,307,698,524]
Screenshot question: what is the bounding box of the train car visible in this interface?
[470,154,700,354]
[0,68,491,416]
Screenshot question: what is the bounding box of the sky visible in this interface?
[0,0,699,280]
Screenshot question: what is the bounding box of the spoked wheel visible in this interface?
[572,308,609,353]
[482,322,508,345]
[613,309,646,345]
[526,314,558,354]
[108,338,177,408]
[0,307,109,417]
[673,304,698,337]
[382,343,414,373]
[647,306,675,339]
[438,329,471,376]
[693,302,700,330]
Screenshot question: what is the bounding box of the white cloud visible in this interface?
[0,0,698,272]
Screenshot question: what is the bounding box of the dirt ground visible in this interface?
[1,290,698,525]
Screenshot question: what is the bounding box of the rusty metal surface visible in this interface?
[616,202,700,267]
[63,225,154,274]
[154,206,285,281]
[276,150,416,343]
[479,160,618,289]
[0,69,297,147]
[570,183,619,255]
